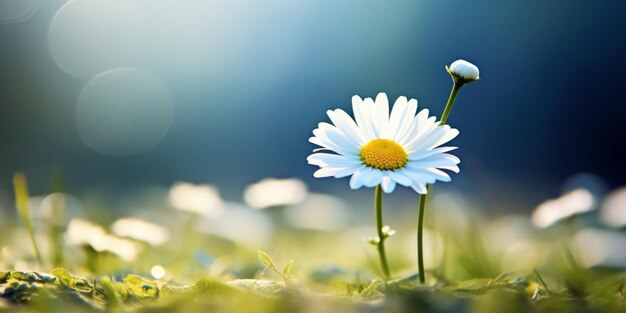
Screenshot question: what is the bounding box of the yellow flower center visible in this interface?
[359,139,408,170]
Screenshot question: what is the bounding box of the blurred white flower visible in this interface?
[600,187,626,228]
[307,93,460,194]
[65,218,141,262]
[244,178,307,209]
[487,216,534,252]
[111,218,170,246]
[36,193,82,223]
[571,228,626,268]
[500,239,548,272]
[168,182,224,218]
[432,191,473,234]
[531,188,595,228]
[198,202,272,247]
[447,59,480,83]
[284,193,350,231]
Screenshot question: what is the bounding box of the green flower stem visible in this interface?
[375,185,391,281]
[13,172,43,266]
[417,81,465,284]
[417,189,428,284]
[440,82,463,125]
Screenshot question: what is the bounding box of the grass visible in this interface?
[1,179,625,312]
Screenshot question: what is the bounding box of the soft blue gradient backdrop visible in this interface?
[1,0,625,209]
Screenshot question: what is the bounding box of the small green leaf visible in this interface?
[283,259,294,277]
[257,250,277,272]
[123,274,159,299]
[10,271,40,283]
[360,280,383,298]
[367,236,380,246]
[533,268,552,295]
[490,272,512,284]
[444,278,497,294]
[99,277,120,307]
[0,271,9,284]
[192,278,235,295]
[51,268,71,285]
[51,268,92,292]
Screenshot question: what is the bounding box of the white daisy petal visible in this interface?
[410,154,460,169]
[441,153,461,164]
[311,126,359,156]
[394,98,418,142]
[403,168,438,185]
[388,171,413,187]
[349,174,362,189]
[349,169,367,189]
[406,124,454,153]
[334,166,361,179]
[312,147,333,153]
[361,168,383,188]
[314,167,346,178]
[371,93,389,137]
[381,176,396,193]
[317,122,360,151]
[352,95,376,140]
[432,128,460,148]
[362,97,380,139]
[408,147,458,161]
[418,168,452,182]
[398,108,428,145]
[411,183,428,194]
[384,96,408,139]
[439,165,461,173]
[307,153,360,168]
[327,109,366,145]
[404,115,439,149]
[309,136,352,156]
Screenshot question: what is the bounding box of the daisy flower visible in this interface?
[307,93,460,194]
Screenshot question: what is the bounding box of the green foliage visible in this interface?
[257,250,277,273]
[283,260,294,277]
[257,250,293,285]
[228,279,284,295]
[360,280,383,298]
[123,274,159,300]
[443,274,528,295]
[1,268,625,312]
[51,268,92,292]
[0,271,8,284]
[98,277,121,308]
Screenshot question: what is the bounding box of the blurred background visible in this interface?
[1,0,626,211]
[1,1,626,292]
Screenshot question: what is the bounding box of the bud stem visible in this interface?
[440,82,463,126]
[417,81,466,284]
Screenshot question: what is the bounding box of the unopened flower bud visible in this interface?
[446,59,479,84]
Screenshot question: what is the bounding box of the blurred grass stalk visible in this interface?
[48,195,65,267]
[49,168,67,267]
[13,172,44,266]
